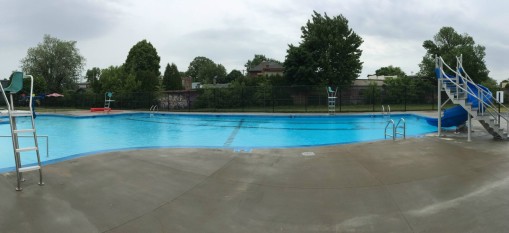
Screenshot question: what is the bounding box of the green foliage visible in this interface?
[480,77,499,95]
[375,66,406,78]
[162,63,182,90]
[186,56,227,84]
[124,40,161,93]
[22,75,47,95]
[221,70,244,83]
[21,34,85,93]
[99,66,123,93]
[365,81,381,104]
[245,54,282,70]
[85,67,102,93]
[124,40,161,75]
[284,11,363,86]
[98,65,141,94]
[135,70,160,93]
[284,45,316,85]
[418,27,489,83]
[382,76,434,104]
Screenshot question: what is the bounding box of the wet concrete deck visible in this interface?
[1,113,509,232]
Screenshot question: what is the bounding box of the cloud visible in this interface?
[1,0,508,81]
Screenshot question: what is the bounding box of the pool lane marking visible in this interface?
[224,119,244,147]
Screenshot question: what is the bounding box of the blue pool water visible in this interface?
[0,113,438,172]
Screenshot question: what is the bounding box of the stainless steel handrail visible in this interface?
[384,119,395,140]
[395,118,406,139]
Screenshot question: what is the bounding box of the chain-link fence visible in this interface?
[2,84,445,113]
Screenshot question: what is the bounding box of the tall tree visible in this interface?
[162,63,182,90]
[375,66,406,78]
[85,67,102,93]
[124,40,161,92]
[418,27,489,83]
[186,56,226,84]
[284,11,363,86]
[21,34,85,93]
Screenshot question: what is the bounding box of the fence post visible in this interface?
[187,90,191,112]
[304,86,307,112]
[241,86,244,112]
[339,86,342,112]
[404,85,407,111]
[272,86,275,113]
[372,85,375,112]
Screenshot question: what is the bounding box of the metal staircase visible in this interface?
[0,71,44,191]
[436,56,509,140]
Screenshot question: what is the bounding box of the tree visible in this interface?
[162,63,182,90]
[418,27,489,84]
[284,11,363,86]
[21,34,85,93]
[245,54,282,70]
[186,56,226,84]
[85,67,102,93]
[21,75,47,95]
[99,65,140,93]
[220,69,244,84]
[124,40,161,92]
[375,66,406,78]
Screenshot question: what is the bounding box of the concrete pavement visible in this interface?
[1,121,509,232]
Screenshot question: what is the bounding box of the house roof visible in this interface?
[248,61,284,72]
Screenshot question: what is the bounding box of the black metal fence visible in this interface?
[3,84,443,113]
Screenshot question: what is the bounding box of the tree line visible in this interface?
[18,11,497,97]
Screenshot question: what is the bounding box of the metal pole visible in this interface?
[437,60,442,137]
[467,113,472,142]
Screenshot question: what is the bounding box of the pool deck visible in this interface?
[2,111,509,232]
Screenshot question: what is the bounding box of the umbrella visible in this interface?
[46,93,64,97]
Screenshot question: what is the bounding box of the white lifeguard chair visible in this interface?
[326,86,338,115]
[0,71,44,191]
[104,92,114,108]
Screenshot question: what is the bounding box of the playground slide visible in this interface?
[426,82,491,127]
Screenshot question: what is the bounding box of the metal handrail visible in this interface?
[381,105,391,117]
[384,119,395,140]
[438,56,509,132]
[150,105,158,112]
[395,118,406,139]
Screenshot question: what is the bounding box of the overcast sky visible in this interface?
[1,0,508,83]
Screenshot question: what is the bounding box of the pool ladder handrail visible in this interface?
[382,105,391,117]
[384,118,406,140]
[150,105,158,112]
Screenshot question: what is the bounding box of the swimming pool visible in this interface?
[0,113,438,172]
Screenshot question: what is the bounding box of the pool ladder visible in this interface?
[382,105,391,118]
[384,118,406,140]
[150,105,158,112]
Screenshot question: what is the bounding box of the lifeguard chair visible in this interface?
[326,86,338,115]
[104,92,114,108]
[0,71,44,191]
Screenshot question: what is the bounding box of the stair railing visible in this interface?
[437,56,509,133]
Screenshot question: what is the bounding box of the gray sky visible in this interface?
[1,0,508,83]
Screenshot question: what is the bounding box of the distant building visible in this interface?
[247,61,284,77]
[181,77,193,90]
[77,82,89,89]
[366,75,397,80]
[192,82,201,89]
